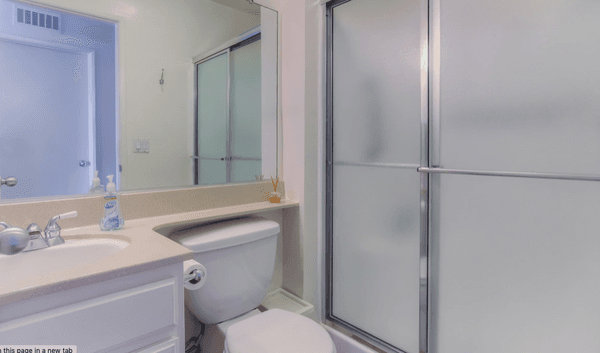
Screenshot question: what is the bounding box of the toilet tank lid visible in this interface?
[169,217,280,253]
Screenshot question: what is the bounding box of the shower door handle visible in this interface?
[190,156,228,161]
[417,167,600,182]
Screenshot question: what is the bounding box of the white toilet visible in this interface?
[171,217,336,353]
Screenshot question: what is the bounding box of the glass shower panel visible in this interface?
[439,0,600,174]
[431,174,600,352]
[230,40,261,161]
[199,160,226,185]
[332,166,420,352]
[197,52,228,182]
[331,0,422,351]
[231,160,261,183]
[332,0,421,166]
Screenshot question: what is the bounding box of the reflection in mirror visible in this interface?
[0,0,278,201]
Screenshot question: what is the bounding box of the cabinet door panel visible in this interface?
[134,337,179,353]
[0,278,177,352]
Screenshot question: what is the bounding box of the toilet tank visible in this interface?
[170,217,280,324]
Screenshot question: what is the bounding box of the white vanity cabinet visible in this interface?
[0,262,185,352]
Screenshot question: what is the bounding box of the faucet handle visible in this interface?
[58,211,78,219]
[23,223,49,252]
[0,221,12,230]
[45,211,78,246]
[27,223,42,238]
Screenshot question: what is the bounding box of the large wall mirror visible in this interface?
[0,0,278,201]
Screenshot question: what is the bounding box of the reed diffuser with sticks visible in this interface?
[269,177,281,203]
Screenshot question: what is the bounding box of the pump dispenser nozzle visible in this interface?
[106,175,116,193]
[89,171,104,194]
[92,171,100,187]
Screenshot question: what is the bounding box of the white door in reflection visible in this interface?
[0,39,94,199]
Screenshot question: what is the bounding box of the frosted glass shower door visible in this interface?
[429,0,600,351]
[230,39,261,182]
[328,0,424,352]
[197,52,228,184]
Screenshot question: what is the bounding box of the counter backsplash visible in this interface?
[0,181,285,229]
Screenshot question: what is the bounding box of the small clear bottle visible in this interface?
[89,171,104,194]
[99,175,124,231]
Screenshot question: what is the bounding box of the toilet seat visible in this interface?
[224,309,335,353]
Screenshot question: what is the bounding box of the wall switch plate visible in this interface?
[134,139,142,153]
[134,139,149,153]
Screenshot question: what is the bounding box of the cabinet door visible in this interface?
[0,278,178,352]
[135,337,179,353]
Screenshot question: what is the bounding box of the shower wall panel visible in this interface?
[431,0,600,351]
[438,0,600,174]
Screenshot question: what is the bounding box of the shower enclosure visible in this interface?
[195,34,262,185]
[326,0,600,352]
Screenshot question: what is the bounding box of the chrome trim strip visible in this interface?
[334,161,420,169]
[325,0,335,323]
[417,167,600,182]
[426,1,440,351]
[226,48,232,183]
[429,0,441,168]
[427,169,440,353]
[194,48,228,66]
[194,59,199,184]
[419,0,430,351]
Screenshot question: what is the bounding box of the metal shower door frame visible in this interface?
[324,0,431,352]
[194,49,231,185]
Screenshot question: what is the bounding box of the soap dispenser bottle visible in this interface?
[89,171,104,194]
[100,175,124,231]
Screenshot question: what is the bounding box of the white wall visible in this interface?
[253,0,325,321]
[31,0,260,191]
[304,0,326,322]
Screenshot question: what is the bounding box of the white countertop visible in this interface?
[0,200,298,305]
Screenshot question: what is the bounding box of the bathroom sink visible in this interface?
[0,237,129,283]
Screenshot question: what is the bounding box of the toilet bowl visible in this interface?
[171,217,335,353]
[224,308,335,353]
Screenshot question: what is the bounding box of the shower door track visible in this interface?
[335,161,420,170]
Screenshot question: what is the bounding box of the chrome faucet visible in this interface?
[22,223,50,252]
[1,211,78,255]
[44,211,78,247]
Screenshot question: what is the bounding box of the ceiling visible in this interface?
[210,0,261,15]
